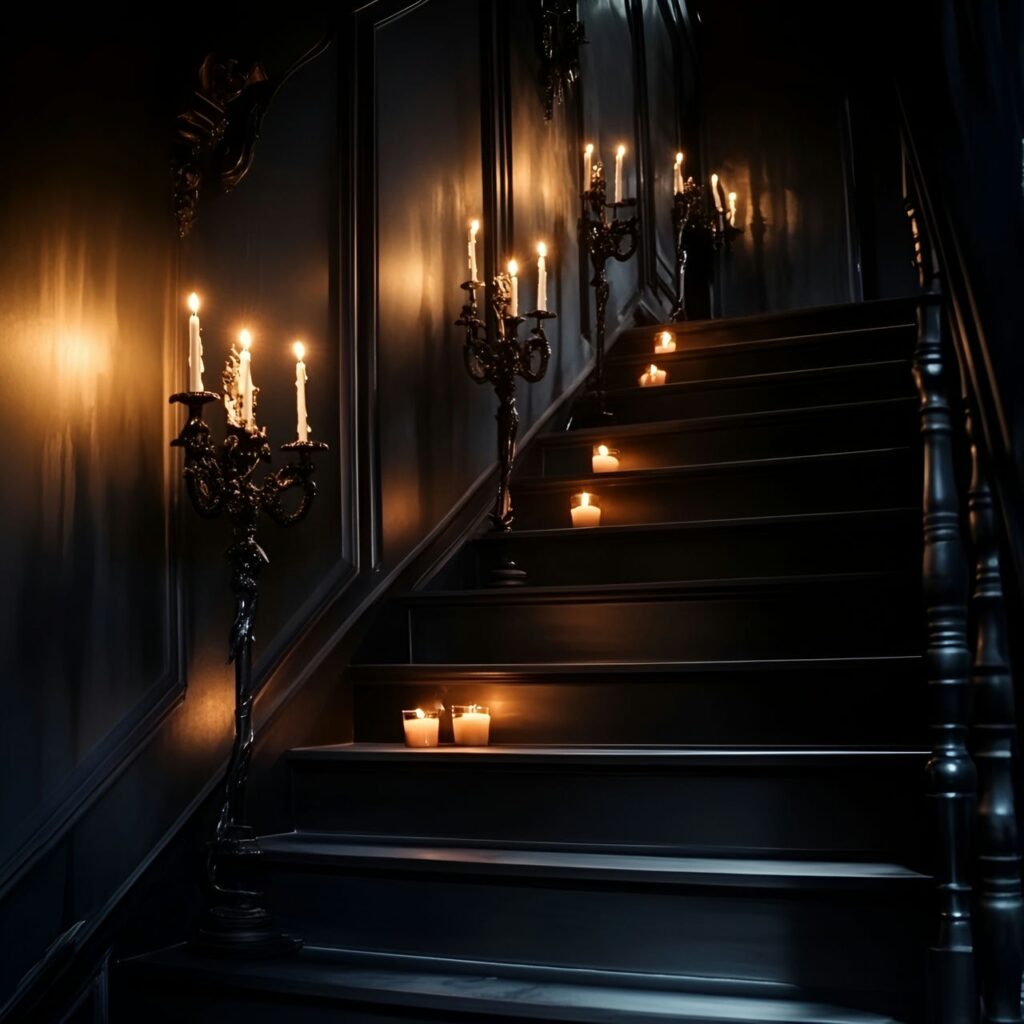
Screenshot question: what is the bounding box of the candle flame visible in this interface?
[239,329,252,350]
[293,340,305,361]
[585,143,594,156]
[187,292,200,314]
[507,259,518,276]
[580,492,591,507]
[675,152,684,165]
[470,218,480,236]
[617,145,626,158]
[537,241,547,258]
[649,364,658,375]
[728,191,737,203]
[414,708,425,719]
[711,173,719,188]
[597,445,609,457]
[659,331,672,344]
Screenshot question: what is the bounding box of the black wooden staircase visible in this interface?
[115,297,939,1023]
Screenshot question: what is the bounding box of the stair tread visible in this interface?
[256,833,928,889]
[471,507,919,542]
[551,397,916,445]
[601,359,909,399]
[401,570,911,604]
[291,742,929,765]
[122,944,910,1023]
[515,446,914,490]
[607,322,914,365]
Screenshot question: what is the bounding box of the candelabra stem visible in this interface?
[493,379,518,531]
[591,266,610,417]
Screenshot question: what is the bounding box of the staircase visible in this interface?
[115,297,930,1023]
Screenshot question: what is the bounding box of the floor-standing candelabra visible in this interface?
[670,177,707,322]
[580,163,639,421]
[169,384,327,956]
[457,271,553,585]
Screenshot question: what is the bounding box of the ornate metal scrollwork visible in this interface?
[540,0,586,121]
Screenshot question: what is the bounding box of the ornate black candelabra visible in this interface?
[669,176,707,322]
[580,163,639,421]
[457,271,553,584]
[170,367,327,957]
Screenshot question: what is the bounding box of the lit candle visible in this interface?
[452,704,491,745]
[402,708,440,748]
[571,491,602,528]
[728,191,738,227]
[674,152,684,194]
[654,330,677,354]
[239,329,255,428]
[187,292,204,392]
[711,173,723,212]
[592,444,620,473]
[294,341,309,443]
[508,259,519,317]
[584,143,593,190]
[468,219,480,282]
[536,242,548,312]
[614,145,626,203]
[640,363,667,387]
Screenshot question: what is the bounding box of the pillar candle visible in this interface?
[239,329,255,428]
[615,145,626,203]
[571,491,602,528]
[536,242,548,312]
[584,143,593,191]
[640,363,667,387]
[468,219,479,282]
[654,331,676,354]
[187,292,204,392]
[711,173,723,212]
[508,259,519,316]
[294,341,309,442]
[674,152,684,194]
[452,705,491,745]
[728,191,738,227]
[402,708,440,748]
[592,444,620,473]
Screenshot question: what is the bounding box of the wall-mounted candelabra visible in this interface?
[457,268,553,585]
[169,321,327,956]
[580,158,639,422]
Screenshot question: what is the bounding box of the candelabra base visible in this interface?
[191,905,302,959]
[487,553,528,588]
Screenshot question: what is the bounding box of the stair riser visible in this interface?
[510,450,918,530]
[534,401,918,477]
[259,864,926,1014]
[365,584,919,663]
[289,759,926,858]
[432,517,920,589]
[349,669,925,747]
[612,300,917,355]
[600,363,911,426]
[604,327,915,388]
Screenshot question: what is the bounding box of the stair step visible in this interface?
[611,297,917,355]
[603,323,915,388]
[357,572,920,664]
[592,361,911,426]
[530,398,917,476]
[288,743,927,858]
[509,447,919,530]
[115,945,913,1023]
[349,656,926,746]
[245,834,926,1013]
[429,508,920,589]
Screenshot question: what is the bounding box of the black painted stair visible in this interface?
[114,299,927,1023]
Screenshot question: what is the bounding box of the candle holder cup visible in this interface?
[457,272,555,587]
[578,163,640,424]
[169,388,329,958]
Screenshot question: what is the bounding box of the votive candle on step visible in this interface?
[640,364,667,387]
[654,330,676,354]
[592,444,620,473]
[402,708,440,747]
[452,705,491,745]
[571,491,601,528]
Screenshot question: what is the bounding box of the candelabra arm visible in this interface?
[262,441,329,528]
[518,319,552,384]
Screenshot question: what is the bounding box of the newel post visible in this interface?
[907,200,978,1024]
